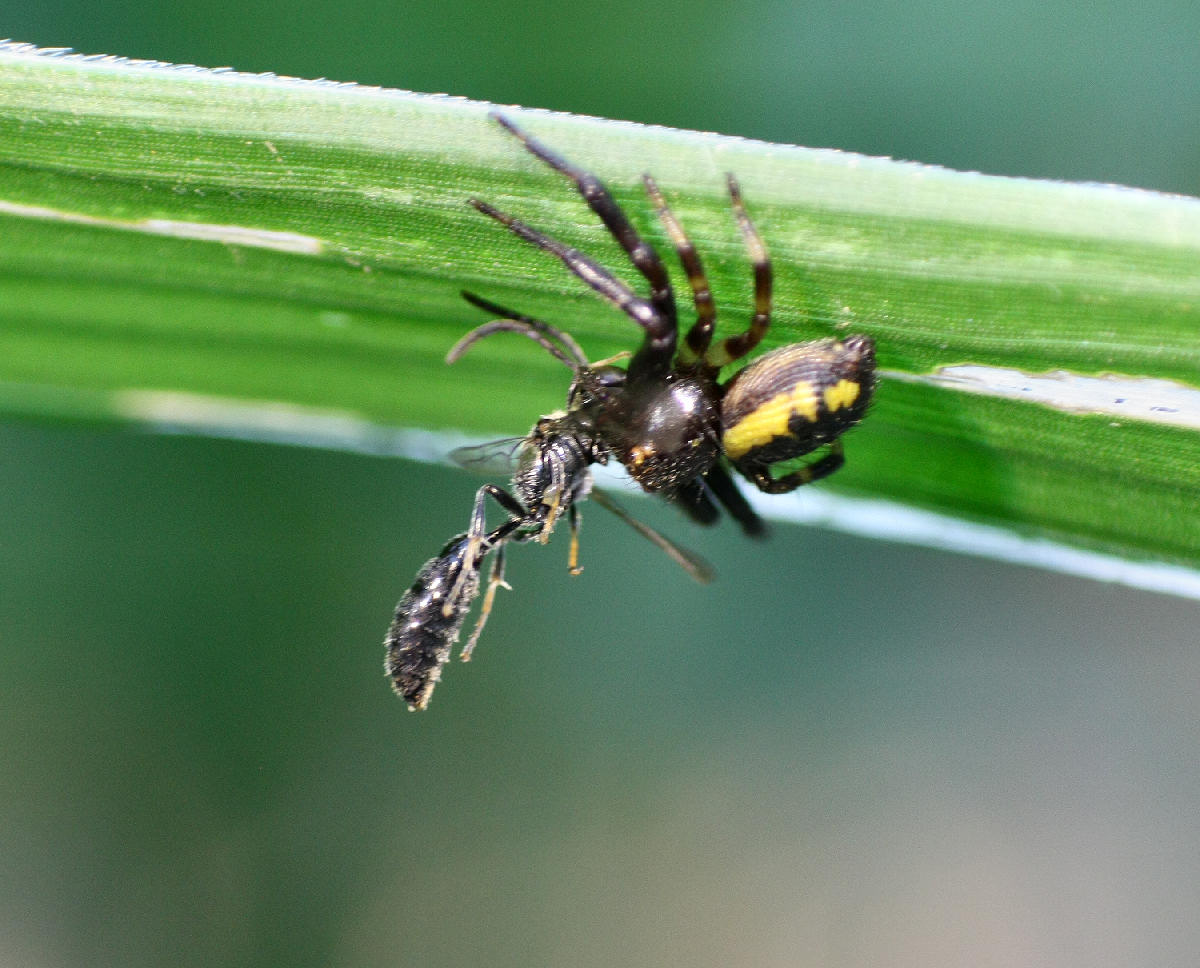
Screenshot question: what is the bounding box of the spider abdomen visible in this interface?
[721,336,876,468]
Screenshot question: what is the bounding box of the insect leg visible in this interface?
[643,174,716,364]
[540,439,582,545]
[567,502,583,575]
[740,440,845,495]
[705,175,772,369]
[459,543,510,663]
[449,483,529,613]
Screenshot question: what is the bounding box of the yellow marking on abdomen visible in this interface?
[824,379,861,413]
[723,381,818,459]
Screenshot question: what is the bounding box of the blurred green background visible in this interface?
[4,3,1200,967]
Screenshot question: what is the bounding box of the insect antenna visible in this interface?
[590,487,715,585]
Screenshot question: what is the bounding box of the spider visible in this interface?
[464,113,876,524]
[384,113,876,709]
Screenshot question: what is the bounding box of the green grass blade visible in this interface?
[1,42,1198,568]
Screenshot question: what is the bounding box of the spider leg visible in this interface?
[703,463,767,538]
[643,174,716,364]
[469,198,671,368]
[739,440,845,495]
[487,113,678,379]
[705,174,772,369]
[672,477,721,527]
[492,114,676,325]
[457,290,587,366]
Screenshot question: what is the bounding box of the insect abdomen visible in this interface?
[384,534,480,711]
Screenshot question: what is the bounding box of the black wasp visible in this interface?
[385,113,876,710]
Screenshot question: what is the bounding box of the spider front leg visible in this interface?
[475,114,679,380]
[491,113,676,330]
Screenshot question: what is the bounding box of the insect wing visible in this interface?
[448,437,525,477]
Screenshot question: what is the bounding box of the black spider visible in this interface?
[385,113,876,710]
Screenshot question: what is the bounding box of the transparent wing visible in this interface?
[449,437,525,477]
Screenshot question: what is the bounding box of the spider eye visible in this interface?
[569,365,626,408]
[590,365,626,389]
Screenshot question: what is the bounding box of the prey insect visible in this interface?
[385,113,877,710]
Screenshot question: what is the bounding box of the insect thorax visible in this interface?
[514,415,598,513]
